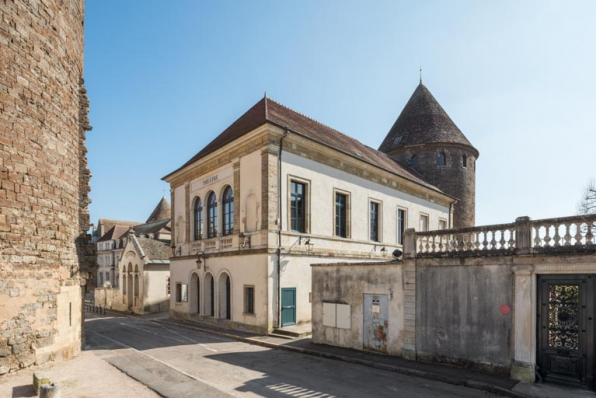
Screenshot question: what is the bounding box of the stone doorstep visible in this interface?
[272,324,312,339]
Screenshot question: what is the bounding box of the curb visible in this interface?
[152,319,530,398]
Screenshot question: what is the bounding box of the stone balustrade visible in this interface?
[407,214,596,258]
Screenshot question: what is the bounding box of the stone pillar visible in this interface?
[233,160,241,235]
[170,188,176,248]
[402,259,417,360]
[185,183,191,249]
[511,264,536,383]
[515,217,532,255]
[403,228,417,259]
[261,144,279,232]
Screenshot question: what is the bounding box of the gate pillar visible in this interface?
[511,264,536,383]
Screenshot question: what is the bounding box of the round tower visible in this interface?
[379,83,479,228]
[0,1,91,373]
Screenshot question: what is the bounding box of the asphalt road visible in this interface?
[85,313,498,398]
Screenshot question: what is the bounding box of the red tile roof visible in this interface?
[165,97,445,194]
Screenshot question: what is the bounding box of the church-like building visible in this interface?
[163,83,477,333]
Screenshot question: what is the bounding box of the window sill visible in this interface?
[243,312,256,317]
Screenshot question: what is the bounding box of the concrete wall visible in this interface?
[0,0,90,374]
[415,261,512,372]
[312,263,405,355]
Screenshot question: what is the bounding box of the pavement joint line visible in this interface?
[87,330,225,393]
[150,319,531,398]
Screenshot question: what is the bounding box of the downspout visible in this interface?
[277,129,289,328]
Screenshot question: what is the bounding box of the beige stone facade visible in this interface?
[164,100,454,333]
[0,0,91,374]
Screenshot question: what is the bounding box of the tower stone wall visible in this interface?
[388,145,476,228]
[0,0,91,374]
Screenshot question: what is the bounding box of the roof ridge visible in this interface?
[265,97,361,144]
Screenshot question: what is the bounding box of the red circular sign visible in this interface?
[499,304,511,315]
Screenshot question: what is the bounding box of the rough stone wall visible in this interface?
[0,0,90,374]
[390,145,476,228]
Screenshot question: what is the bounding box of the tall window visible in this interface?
[207,192,217,238]
[335,192,348,238]
[370,202,380,242]
[291,181,306,233]
[194,198,203,240]
[223,186,234,236]
[410,155,418,168]
[462,155,468,168]
[439,219,447,230]
[397,208,406,245]
[438,152,446,166]
[419,214,429,232]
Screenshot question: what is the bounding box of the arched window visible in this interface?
[223,186,234,236]
[462,155,468,168]
[194,198,203,240]
[207,192,217,238]
[410,155,418,168]
[438,152,446,166]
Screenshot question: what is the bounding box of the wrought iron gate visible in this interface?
[537,274,594,389]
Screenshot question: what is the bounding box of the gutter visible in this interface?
[277,129,289,328]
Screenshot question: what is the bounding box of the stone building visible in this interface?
[311,214,596,391]
[94,197,171,288]
[0,1,91,374]
[163,87,464,334]
[95,230,171,315]
[379,83,479,228]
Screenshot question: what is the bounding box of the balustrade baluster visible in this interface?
[499,230,506,250]
[574,222,583,245]
[563,223,572,246]
[482,231,489,250]
[553,224,561,247]
[533,225,542,248]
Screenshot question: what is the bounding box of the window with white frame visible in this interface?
[419,214,429,232]
[370,201,381,242]
[397,208,407,245]
[439,219,447,230]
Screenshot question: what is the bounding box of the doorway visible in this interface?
[281,288,296,327]
[537,274,594,389]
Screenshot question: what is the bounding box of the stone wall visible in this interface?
[389,144,476,228]
[0,0,90,374]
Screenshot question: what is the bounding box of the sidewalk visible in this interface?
[0,350,159,398]
[156,317,596,398]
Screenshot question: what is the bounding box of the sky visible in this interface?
[85,0,596,227]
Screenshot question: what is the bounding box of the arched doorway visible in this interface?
[218,273,231,320]
[190,272,200,314]
[204,272,214,316]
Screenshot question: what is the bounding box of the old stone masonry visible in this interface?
[0,0,92,374]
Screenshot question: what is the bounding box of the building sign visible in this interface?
[191,168,233,192]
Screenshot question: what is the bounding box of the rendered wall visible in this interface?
[415,261,513,373]
[311,263,405,355]
[0,0,90,374]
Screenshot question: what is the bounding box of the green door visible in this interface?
[281,288,296,327]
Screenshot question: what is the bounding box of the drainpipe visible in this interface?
[277,129,289,328]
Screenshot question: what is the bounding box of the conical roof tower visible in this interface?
[379,83,477,156]
[380,83,479,228]
[146,196,171,224]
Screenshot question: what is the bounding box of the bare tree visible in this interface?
[578,179,596,215]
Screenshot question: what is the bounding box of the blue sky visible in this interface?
[85,0,596,227]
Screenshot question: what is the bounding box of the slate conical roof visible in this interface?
[379,83,478,156]
[146,197,171,224]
